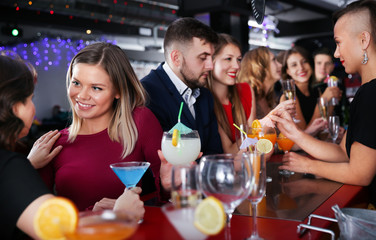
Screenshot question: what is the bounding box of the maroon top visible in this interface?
[39,107,163,211]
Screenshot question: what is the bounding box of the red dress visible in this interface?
[222,82,252,142]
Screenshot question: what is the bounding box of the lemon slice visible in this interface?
[172,129,179,146]
[256,138,273,154]
[34,197,78,240]
[194,196,226,235]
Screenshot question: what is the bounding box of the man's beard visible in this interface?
[180,58,207,89]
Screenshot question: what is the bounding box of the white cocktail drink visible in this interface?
[161,130,200,165]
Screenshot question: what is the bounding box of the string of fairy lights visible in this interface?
[0,36,116,71]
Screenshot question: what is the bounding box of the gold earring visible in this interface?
[362,51,368,65]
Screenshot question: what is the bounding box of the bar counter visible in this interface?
[129,154,368,240]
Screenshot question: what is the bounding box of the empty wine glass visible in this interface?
[245,152,266,240]
[328,116,340,143]
[281,79,300,123]
[198,153,253,240]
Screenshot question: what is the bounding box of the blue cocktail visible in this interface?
[110,162,150,188]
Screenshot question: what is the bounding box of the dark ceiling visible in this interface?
[0,0,349,47]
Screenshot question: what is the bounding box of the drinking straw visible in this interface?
[178,102,183,123]
[233,123,247,137]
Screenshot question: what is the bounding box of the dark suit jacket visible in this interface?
[141,63,223,156]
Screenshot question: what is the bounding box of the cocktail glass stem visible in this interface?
[225,213,232,240]
[248,202,262,240]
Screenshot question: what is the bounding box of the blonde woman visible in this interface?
[38,42,163,211]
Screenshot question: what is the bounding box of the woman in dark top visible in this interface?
[272,0,376,208]
[0,54,144,239]
[280,46,342,131]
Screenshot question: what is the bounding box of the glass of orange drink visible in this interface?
[64,210,139,240]
[248,125,277,146]
[276,133,295,177]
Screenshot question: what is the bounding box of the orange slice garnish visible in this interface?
[34,197,78,240]
[251,119,262,129]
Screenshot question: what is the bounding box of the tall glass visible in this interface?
[198,153,253,240]
[245,152,266,240]
[328,116,340,143]
[171,165,201,208]
[161,130,201,165]
[281,79,299,123]
[162,164,205,240]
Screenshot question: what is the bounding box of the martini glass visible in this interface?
[161,130,201,165]
[110,162,150,189]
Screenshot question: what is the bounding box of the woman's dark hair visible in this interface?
[281,46,314,85]
[0,55,34,150]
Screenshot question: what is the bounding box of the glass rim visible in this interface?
[162,129,199,134]
[110,161,150,168]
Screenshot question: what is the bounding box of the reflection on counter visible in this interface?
[235,160,342,221]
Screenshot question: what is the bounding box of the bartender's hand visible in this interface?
[113,187,145,221]
[269,110,300,140]
[28,130,63,169]
[279,152,312,174]
[158,150,202,191]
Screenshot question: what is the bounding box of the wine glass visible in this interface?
[276,134,295,177]
[281,79,300,123]
[198,153,253,240]
[161,130,201,165]
[328,116,340,143]
[110,162,150,189]
[245,152,266,240]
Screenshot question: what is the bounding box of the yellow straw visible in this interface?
[233,123,253,153]
[233,123,247,136]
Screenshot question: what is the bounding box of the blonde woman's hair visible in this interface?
[238,46,274,108]
[66,42,146,158]
[207,33,246,141]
